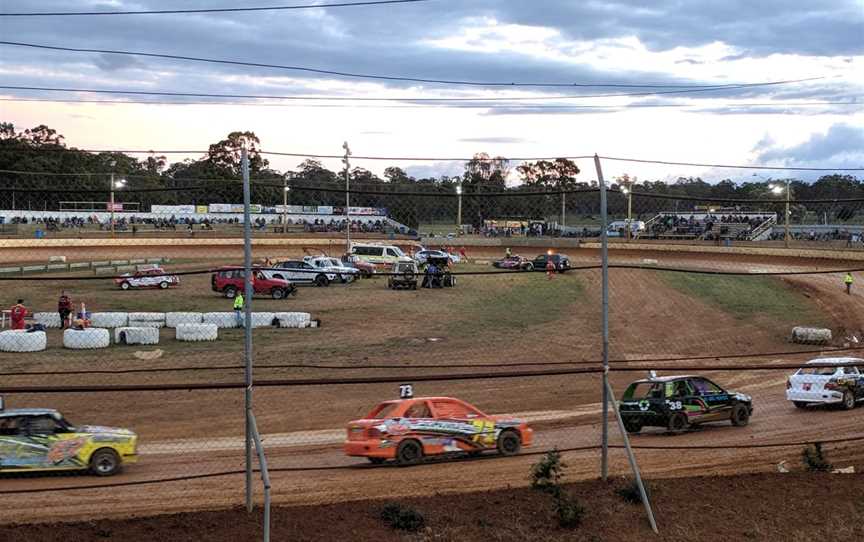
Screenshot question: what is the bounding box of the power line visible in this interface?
[600,155,864,172]
[0,41,829,90]
[0,0,434,17]
[0,81,843,101]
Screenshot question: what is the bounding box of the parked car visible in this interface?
[344,395,533,465]
[388,259,419,290]
[211,267,296,299]
[350,242,409,266]
[414,249,461,265]
[114,267,180,290]
[786,358,864,410]
[492,255,534,271]
[341,254,377,279]
[531,253,571,272]
[270,260,337,287]
[618,375,753,434]
[0,402,137,476]
[303,256,359,284]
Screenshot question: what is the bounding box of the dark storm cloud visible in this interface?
[757,123,864,165]
[2,0,860,96]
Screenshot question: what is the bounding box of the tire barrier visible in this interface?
[165,312,203,328]
[33,312,62,329]
[0,330,47,352]
[176,323,219,342]
[127,312,166,329]
[274,312,313,328]
[791,326,832,345]
[250,312,276,328]
[90,312,129,328]
[63,328,111,350]
[114,327,160,346]
[202,312,239,329]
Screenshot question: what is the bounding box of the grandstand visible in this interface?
[642,211,777,241]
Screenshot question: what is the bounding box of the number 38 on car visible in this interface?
[344,396,533,465]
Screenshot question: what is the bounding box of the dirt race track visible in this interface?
[1,241,864,525]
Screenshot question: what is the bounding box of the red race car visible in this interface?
[345,391,533,465]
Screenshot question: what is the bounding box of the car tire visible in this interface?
[667,412,689,434]
[623,418,642,434]
[524,263,534,272]
[367,457,386,465]
[793,401,809,409]
[730,404,750,426]
[395,439,423,466]
[120,282,130,290]
[159,281,169,289]
[271,288,285,300]
[315,274,330,287]
[411,283,417,290]
[496,429,522,456]
[89,448,121,476]
[224,287,237,298]
[842,391,855,410]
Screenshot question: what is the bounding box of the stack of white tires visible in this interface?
[176,323,218,342]
[165,312,203,328]
[127,312,166,328]
[0,330,47,352]
[791,326,832,345]
[63,328,110,349]
[33,312,63,329]
[114,327,160,345]
[202,312,240,328]
[274,312,313,328]
[90,312,129,328]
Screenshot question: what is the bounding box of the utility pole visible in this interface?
[784,179,791,249]
[561,190,566,230]
[241,144,254,513]
[456,183,463,233]
[343,142,352,253]
[282,175,290,235]
[594,154,610,481]
[109,160,116,238]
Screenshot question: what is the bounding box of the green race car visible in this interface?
[618,375,753,434]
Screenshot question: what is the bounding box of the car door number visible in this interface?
[665,400,683,410]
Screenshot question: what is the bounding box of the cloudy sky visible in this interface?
[0,0,862,183]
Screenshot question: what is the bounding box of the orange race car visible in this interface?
[344,394,533,465]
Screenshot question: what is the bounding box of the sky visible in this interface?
[0,0,862,184]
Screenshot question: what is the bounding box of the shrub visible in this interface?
[615,479,648,504]
[530,449,565,492]
[380,502,426,532]
[802,442,833,472]
[553,492,585,529]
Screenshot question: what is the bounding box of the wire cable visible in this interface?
[0,0,434,17]
[0,41,830,90]
[600,155,864,172]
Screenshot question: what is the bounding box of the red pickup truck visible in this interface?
[211,267,296,299]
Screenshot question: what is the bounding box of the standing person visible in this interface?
[505,247,512,258]
[546,258,556,280]
[459,246,467,262]
[845,272,854,295]
[233,292,245,327]
[58,291,72,329]
[9,299,27,330]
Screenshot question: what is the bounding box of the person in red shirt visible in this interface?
[58,291,72,329]
[546,258,556,280]
[459,246,467,261]
[10,299,27,330]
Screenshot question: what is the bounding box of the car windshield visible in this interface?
[327,259,341,266]
[367,402,401,419]
[797,366,840,376]
[390,247,406,257]
[622,382,663,400]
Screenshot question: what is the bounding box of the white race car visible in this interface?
[302,256,358,284]
[786,358,864,409]
[414,249,461,265]
[113,267,180,290]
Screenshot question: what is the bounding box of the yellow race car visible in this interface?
[0,404,137,476]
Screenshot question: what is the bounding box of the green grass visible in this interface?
[659,274,824,324]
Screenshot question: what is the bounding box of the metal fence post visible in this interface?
[242,145,254,513]
[594,154,610,481]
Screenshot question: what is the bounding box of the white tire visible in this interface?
[165,312,203,328]
[0,330,47,352]
[128,312,165,322]
[202,312,239,329]
[274,312,312,328]
[250,312,276,328]
[63,328,110,349]
[90,312,129,328]
[791,326,832,345]
[176,323,218,342]
[33,312,62,329]
[114,327,160,346]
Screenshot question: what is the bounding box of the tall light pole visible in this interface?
[456,183,463,234]
[771,180,792,248]
[282,176,291,235]
[621,186,633,242]
[342,142,352,253]
[561,190,566,229]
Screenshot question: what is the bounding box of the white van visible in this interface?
[607,220,645,237]
[350,243,408,266]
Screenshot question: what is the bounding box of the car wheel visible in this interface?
[411,283,417,290]
[842,391,855,410]
[367,457,386,465]
[224,286,237,298]
[623,418,642,434]
[524,263,534,272]
[667,412,689,434]
[89,448,121,476]
[159,281,169,289]
[793,401,809,409]
[315,274,330,287]
[395,439,423,466]
[271,288,285,300]
[120,282,130,290]
[336,273,345,283]
[496,429,522,456]
[730,404,750,426]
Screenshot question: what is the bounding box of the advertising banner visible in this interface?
[196,205,209,214]
[208,203,232,213]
